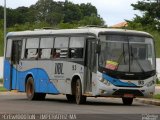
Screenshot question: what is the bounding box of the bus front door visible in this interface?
[85,39,96,93]
[10,40,22,90]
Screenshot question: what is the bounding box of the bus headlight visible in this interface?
[99,78,111,86]
[145,80,155,87]
[103,80,111,86]
[99,78,105,82]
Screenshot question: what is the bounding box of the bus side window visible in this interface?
[6,39,12,59]
[25,38,39,59]
[53,49,60,59]
[53,37,69,59]
[26,49,38,59]
[70,48,83,58]
[69,37,84,59]
[40,37,53,59]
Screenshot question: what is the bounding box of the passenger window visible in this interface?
[40,37,53,59]
[69,37,85,58]
[6,39,12,58]
[25,38,39,59]
[26,49,38,59]
[53,37,69,59]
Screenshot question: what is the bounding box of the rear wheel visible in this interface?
[26,77,46,100]
[122,97,133,105]
[75,79,86,104]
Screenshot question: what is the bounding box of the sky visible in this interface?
[0,0,142,26]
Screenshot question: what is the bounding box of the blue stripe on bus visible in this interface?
[102,73,137,87]
[4,60,59,94]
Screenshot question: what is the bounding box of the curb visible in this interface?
[135,98,160,106]
[0,84,18,93]
[0,91,24,95]
[11,90,18,93]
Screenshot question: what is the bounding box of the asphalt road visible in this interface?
[0,93,160,114]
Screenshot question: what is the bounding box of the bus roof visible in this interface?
[6,28,152,38]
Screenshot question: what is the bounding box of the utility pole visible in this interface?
[4,0,6,43]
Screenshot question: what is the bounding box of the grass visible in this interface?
[156,78,160,84]
[0,86,6,92]
[0,79,6,92]
[153,94,160,99]
[0,79,3,83]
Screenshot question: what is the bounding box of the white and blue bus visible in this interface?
[4,28,156,105]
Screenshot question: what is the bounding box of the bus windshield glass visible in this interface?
[99,35,156,73]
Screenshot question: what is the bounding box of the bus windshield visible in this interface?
[99,35,156,73]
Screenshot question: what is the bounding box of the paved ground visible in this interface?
[0,93,160,114]
[1,91,160,120]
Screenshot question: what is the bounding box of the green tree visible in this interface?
[79,14,105,26]
[79,3,97,17]
[0,6,3,19]
[0,20,4,56]
[63,1,82,23]
[127,0,160,57]
[131,0,160,30]
[31,0,63,25]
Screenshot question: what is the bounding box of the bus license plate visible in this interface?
[123,94,134,98]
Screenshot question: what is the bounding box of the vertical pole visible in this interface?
[4,0,6,43]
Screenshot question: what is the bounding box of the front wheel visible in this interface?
[122,97,133,105]
[75,79,86,104]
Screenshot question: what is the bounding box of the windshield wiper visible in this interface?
[115,44,126,71]
[130,46,145,73]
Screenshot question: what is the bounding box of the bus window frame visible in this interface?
[11,34,95,63]
[5,37,24,60]
[5,38,12,60]
[39,37,54,60]
[24,37,40,60]
[53,36,70,60]
[69,36,85,59]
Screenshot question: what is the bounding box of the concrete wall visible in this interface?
[0,57,3,79]
[157,58,160,79]
[0,57,160,79]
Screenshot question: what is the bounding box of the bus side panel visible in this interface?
[37,69,48,93]
[11,65,17,90]
[50,61,84,94]
[17,68,38,92]
[17,60,59,94]
[18,70,26,92]
[37,60,59,94]
[35,68,59,94]
[3,60,19,91]
[3,60,11,90]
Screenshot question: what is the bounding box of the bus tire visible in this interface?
[122,97,133,105]
[26,77,46,101]
[75,79,86,104]
[26,77,36,100]
[66,94,75,103]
